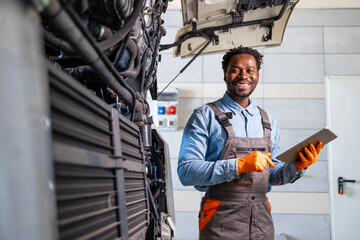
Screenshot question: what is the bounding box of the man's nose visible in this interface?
[239,70,248,78]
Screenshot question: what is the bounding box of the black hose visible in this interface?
[43,27,75,53]
[118,39,141,79]
[62,2,143,111]
[40,0,142,112]
[98,0,145,51]
[113,33,130,67]
[138,48,150,93]
[114,0,133,19]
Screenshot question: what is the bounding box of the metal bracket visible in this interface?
[232,11,244,26]
[261,21,274,42]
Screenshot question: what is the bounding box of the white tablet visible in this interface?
[276,127,337,164]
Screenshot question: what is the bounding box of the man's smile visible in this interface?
[233,81,252,89]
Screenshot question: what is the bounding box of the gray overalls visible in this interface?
[199,103,274,240]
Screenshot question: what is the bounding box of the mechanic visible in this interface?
[177,46,323,239]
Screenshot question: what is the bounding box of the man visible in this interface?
[177,46,323,239]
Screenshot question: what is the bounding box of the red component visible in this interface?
[167,106,176,115]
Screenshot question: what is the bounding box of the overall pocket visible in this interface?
[199,199,222,231]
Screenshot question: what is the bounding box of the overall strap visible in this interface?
[257,107,272,140]
[206,103,235,140]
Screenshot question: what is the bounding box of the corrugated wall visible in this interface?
[157,8,360,240]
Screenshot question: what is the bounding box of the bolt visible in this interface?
[188,43,192,51]
[48,180,54,191]
[41,116,51,130]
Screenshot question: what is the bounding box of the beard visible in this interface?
[227,85,255,100]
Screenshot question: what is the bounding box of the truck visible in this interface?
[0,0,298,239]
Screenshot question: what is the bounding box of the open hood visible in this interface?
[173,0,299,57]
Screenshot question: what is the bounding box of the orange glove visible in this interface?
[237,152,274,174]
[295,142,323,170]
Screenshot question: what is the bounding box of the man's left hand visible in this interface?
[295,142,323,170]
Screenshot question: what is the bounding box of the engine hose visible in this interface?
[138,48,150,93]
[118,39,141,79]
[40,0,142,112]
[62,1,143,112]
[113,33,130,67]
[43,27,75,53]
[98,0,145,51]
[114,0,133,19]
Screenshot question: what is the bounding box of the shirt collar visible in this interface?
[222,92,257,117]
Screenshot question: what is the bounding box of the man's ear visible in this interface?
[223,73,226,82]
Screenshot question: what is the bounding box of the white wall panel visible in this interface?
[268,192,330,214]
[324,27,360,54]
[288,9,360,27]
[159,130,184,158]
[325,54,360,76]
[174,212,199,240]
[177,98,203,128]
[161,9,182,27]
[264,27,323,54]
[202,51,225,83]
[271,161,329,193]
[264,84,325,98]
[296,0,360,9]
[264,99,326,129]
[263,54,324,83]
[173,190,204,212]
[273,214,331,240]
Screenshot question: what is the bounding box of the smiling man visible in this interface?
[177,46,323,239]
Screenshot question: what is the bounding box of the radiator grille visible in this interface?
[55,163,120,240]
[49,64,149,240]
[50,69,113,156]
[119,116,149,238]
[120,117,144,165]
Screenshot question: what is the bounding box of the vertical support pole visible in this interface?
[0,1,58,239]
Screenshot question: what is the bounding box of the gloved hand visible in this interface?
[237,151,274,173]
[295,142,323,170]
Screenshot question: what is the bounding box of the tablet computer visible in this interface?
[276,127,337,164]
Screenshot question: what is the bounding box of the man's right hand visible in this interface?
[237,151,274,174]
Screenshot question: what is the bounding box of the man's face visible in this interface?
[224,53,259,106]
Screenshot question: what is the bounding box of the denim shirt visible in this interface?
[177,93,303,192]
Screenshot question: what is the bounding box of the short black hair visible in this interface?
[222,46,264,73]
